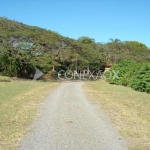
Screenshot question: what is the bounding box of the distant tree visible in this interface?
[109,38,121,43]
[77,36,95,44]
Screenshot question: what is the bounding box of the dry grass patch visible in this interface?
[0,81,60,150]
[84,80,150,150]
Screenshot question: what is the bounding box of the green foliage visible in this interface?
[0,18,149,80]
[105,39,150,64]
[77,36,95,44]
[77,37,106,72]
[107,60,150,94]
[131,63,150,93]
[0,18,106,78]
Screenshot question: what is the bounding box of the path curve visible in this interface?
[18,82,128,150]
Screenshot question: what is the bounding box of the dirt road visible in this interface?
[18,82,128,150]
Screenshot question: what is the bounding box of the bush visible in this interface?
[106,60,139,85]
[131,63,150,93]
[106,60,150,94]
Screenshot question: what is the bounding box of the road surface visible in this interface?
[18,82,128,150]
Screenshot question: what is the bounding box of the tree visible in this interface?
[77,36,95,44]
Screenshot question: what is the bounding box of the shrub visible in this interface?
[131,63,150,93]
[106,60,139,85]
[106,60,150,94]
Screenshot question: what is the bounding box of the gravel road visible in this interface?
[17,82,128,150]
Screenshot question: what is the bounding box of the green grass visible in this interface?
[0,80,60,150]
[0,81,43,104]
[0,76,11,82]
[84,80,150,150]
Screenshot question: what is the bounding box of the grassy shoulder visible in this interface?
[0,76,11,82]
[84,80,150,150]
[0,80,60,150]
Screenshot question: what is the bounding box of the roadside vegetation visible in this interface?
[84,80,150,150]
[106,60,150,93]
[0,17,150,79]
[0,17,150,150]
[0,80,60,150]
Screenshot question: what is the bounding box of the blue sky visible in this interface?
[0,0,150,47]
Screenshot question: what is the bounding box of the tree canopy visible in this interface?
[0,17,149,78]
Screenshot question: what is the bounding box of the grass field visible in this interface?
[0,80,60,150]
[0,76,11,82]
[84,80,150,150]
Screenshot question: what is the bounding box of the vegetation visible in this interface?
[0,76,11,82]
[84,80,150,150]
[0,17,149,79]
[0,17,150,150]
[106,60,150,93]
[105,39,150,63]
[0,80,59,150]
[0,17,105,78]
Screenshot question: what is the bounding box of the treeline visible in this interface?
[0,17,150,79]
[106,60,150,93]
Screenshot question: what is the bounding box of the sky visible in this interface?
[0,0,150,47]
